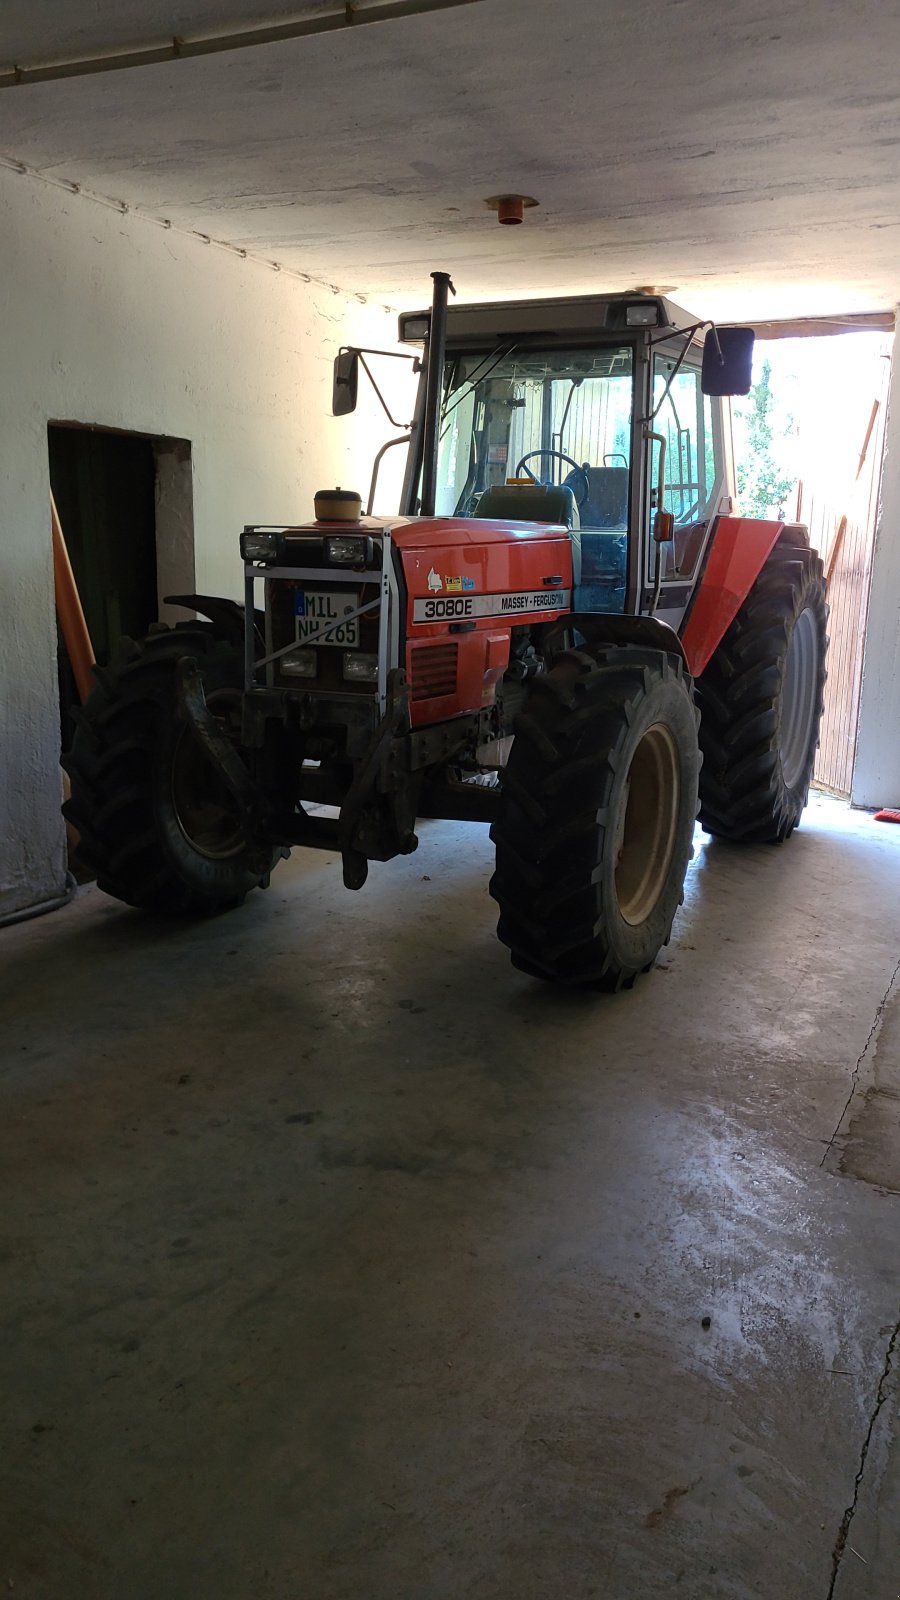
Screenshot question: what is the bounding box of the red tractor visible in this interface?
[65,272,826,989]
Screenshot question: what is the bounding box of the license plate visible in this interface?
[294,589,359,647]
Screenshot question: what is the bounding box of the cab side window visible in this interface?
[651,356,723,581]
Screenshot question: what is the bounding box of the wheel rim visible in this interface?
[780,606,820,790]
[615,723,681,927]
[170,692,246,861]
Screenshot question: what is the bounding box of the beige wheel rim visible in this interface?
[614,722,681,926]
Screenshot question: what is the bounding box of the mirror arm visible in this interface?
[341,347,421,363]
[356,352,417,430]
[334,346,420,425]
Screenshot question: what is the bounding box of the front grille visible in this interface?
[266,577,380,693]
[410,643,458,702]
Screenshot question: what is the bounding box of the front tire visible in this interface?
[64,623,274,914]
[696,541,827,842]
[490,646,700,990]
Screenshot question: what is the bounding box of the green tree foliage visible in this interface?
[734,359,796,518]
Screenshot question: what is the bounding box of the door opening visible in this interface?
[48,424,194,755]
[729,329,892,799]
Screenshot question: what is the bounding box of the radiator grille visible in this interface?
[410,643,458,702]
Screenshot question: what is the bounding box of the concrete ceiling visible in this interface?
[2,0,900,319]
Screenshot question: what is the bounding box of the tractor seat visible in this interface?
[564,466,629,530]
[473,482,580,529]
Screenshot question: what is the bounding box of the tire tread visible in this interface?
[696,543,827,842]
[491,646,698,990]
[63,626,264,914]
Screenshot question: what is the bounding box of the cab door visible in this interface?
[645,348,733,632]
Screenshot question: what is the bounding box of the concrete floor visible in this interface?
[2,794,899,1599]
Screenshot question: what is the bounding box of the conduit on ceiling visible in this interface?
[0,0,484,89]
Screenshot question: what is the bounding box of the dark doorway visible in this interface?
[49,424,193,754]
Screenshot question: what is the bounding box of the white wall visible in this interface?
[853,322,900,808]
[0,167,409,916]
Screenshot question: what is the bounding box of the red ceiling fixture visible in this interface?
[484,194,539,226]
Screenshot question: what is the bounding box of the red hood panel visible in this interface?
[396,518,574,728]
[390,516,572,551]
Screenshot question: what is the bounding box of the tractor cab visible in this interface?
[392,289,750,636]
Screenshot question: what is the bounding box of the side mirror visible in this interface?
[701,326,755,396]
[332,348,359,416]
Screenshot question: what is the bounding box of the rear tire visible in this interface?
[490,646,700,990]
[63,623,273,914]
[696,542,827,842]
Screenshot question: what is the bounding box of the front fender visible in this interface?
[543,611,689,669]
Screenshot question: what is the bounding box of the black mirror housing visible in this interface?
[332,348,359,416]
[701,326,755,396]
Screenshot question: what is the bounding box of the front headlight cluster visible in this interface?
[242,530,376,567]
[281,649,317,679]
[323,534,373,566]
[280,651,378,684]
[240,530,280,562]
[342,652,378,683]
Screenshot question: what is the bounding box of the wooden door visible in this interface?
[806,365,890,796]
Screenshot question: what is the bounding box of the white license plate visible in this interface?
[294,590,359,647]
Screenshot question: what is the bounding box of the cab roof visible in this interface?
[399,291,701,349]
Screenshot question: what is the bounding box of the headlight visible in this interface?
[241,529,280,562]
[399,312,430,343]
[342,652,379,683]
[323,534,372,566]
[625,302,660,327]
[281,649,317,679]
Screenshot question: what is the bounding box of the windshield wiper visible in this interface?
[440,343,518,434]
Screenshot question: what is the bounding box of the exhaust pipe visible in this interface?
[419,270,455,516]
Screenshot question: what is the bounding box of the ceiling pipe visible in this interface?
[0,0,484,90]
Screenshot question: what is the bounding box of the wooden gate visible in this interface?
[803,362,891,796]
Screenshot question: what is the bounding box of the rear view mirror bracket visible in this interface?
[332,346,420,424]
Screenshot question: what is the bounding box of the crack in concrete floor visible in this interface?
[827,1315,900,1598]
[820,956,900,1167]
[820,958,900,1596]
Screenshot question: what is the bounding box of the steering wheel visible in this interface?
[515,449,590,511]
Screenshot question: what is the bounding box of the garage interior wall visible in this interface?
[0,164,401,919]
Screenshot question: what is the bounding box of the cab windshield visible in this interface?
[434,345,635,528]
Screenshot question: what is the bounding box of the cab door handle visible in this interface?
[543,575,563,587]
